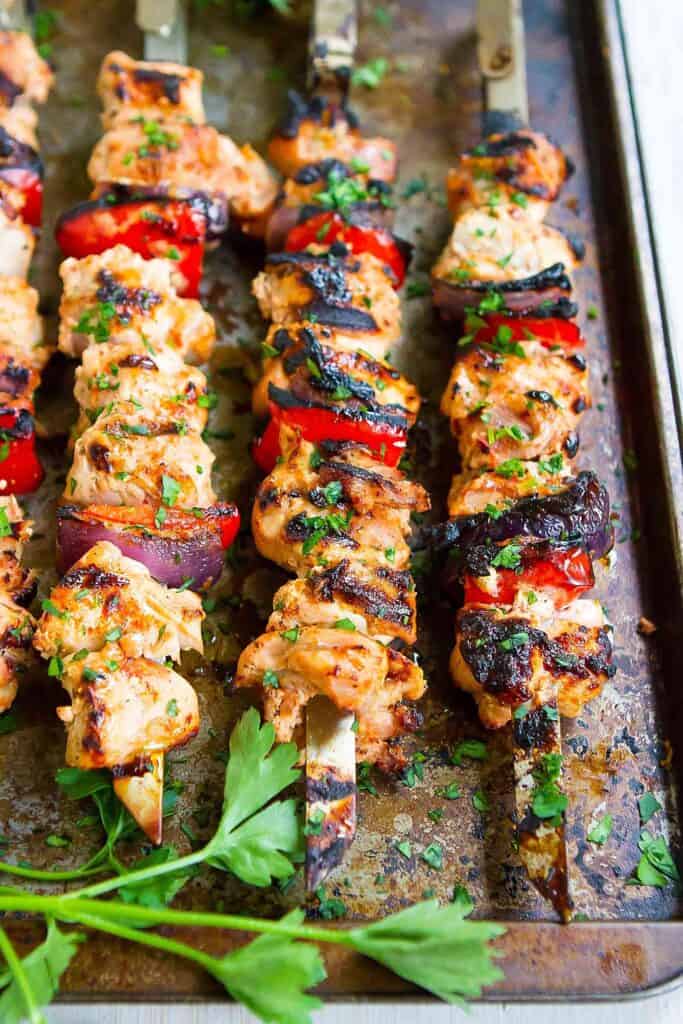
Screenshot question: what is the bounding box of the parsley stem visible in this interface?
[0,894,355,948]
[0,848,110,882]
[66,911,218,974]
[0,923,46,1023]
[69,847,207,900]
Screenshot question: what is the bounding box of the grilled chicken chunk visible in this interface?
[34,540,203,663]
[57,645,199,770]
[58,246,215,363]
[253,322,420,424]
[0,202,34,278]
[253,249,400,354]
[235,625,424,770]
[88,121,277,227]
[432,203,578,287]
[447,457,568,517]
[268,557,417,645]
[268,92,397,182]
[446,130,572,222]
[253,427,428,576]
[73,341,209,437]
[66,404,215,509]
[0,496,36,605]
[442,337,587,468]
[98,51,206,129]
[0,31,54,107]
[0,595,35,713]
[0,277,48,370]
[451,598,614,729]
[0,105,38,150]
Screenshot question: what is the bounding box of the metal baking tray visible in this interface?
[1,0,682,1004]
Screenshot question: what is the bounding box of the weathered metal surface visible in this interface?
[0,0,681,1003]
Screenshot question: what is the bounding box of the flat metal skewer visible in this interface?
[477,0,573,922]
[304,0,359,893]
[112,0,192,844]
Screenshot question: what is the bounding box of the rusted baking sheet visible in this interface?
[1,0,682,1004]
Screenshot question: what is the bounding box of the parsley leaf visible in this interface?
[347,901,504,1004]
[451,740,488,766]
[207,910,325,1022]
[0,921,83,1024]
[587,814,613,845]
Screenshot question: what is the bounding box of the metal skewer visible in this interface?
[477,0,573,922]
[303,0,359,893]
[111,0,191,844]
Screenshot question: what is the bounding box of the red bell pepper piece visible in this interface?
[470,313,584,352]
[285,211,407,288]
[55,197,207,298]
[464,544,594,610]
[252,401,407,475]
[0,407,43,494]
[0,166,42,227]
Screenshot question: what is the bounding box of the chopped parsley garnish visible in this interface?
[421,843,443,870]
[262,669,279,689]
[587,814,613,845]
[531,753,567,822]
[451,740,488,766]
[491,544,522,570]
[161,474,181,508]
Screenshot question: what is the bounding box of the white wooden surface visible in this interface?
[49,0,683,1021]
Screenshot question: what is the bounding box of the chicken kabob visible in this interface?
[0,20,55,717]
[32,5,252,844]
[235,0,428,889]
[428,0,615,920]
[0,22,53,494]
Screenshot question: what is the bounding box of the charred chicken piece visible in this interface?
[0,595,35,714]
[432,203,579,288]
[451,599,614,729]
[98,51,206,128]
[254,322,419,425]
[446,130,573,222]
[0,495,36,605]
[57,644,199,771]
[73,340,210,438]
[235,625,424,771]
[441,334,587,468]
[34,540,204,663]
[0,31,54,108]
[88,119,277,230]
[253,247,400,354]
[268,557,418,645]
[58,245,215,363]
[253,426,429,576]
[268,91,397,182]
[66,403,215,509]
[0,276,48,371]
[0,197,34,278]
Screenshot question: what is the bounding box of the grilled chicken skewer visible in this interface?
[428,0,615,921]
[239,0,428,889]
[0,22,55,716]
[0,29,53,494]
[34,9,247,842]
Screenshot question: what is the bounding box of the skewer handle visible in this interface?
[308,0,357,98]
[136,0,187,63]
[512,696,573,922]
[477,0,528,132]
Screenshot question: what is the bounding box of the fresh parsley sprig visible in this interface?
[0,892,504,1021]
[0,711,505,1020]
